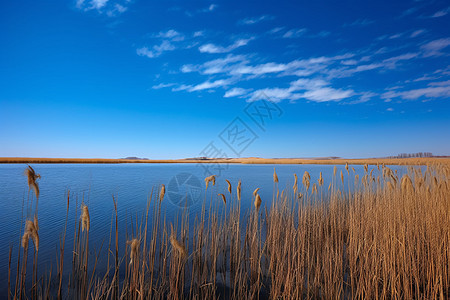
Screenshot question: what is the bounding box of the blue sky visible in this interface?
[0,0,449,159]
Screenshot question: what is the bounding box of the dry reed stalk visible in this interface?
[237,180,241,201]
[226,179,232,194]
[160,184,165,202]
[218,193,226,205]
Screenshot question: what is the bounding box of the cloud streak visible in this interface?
[199,38,254,53]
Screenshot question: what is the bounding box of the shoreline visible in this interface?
[0,157,448,165]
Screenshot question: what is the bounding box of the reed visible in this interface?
[8,162,450,299]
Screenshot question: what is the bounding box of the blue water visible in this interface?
[0,163,409,294]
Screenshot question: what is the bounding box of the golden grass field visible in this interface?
[8,161,450,299]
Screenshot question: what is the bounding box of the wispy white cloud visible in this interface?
[76,0,130,16]
[224,87,252,98]
[410,29,426,38]
[152,83,175,89]
[199,38,254,53]
[248,78,354,103]
[399,7,419,18]
[154,29,185,42]
[421,38,450,57]
[343,18,374,27]
[282,28,307,38]
[137,40,176,58]
[239,15,274,25]
[172,78,234,92]
[430,7,450,18]
[382,80,450,100]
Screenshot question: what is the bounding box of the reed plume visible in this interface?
[170,230,187,259]
[302,171,310,191]
[159,184,165,202]
[237,180,241,201]
[340,171,344,185]
[311,183,317,194]
[273,168,279,183]
[34,215,39,231]
[127,238,140,265]
[22,220,39,252]
[364,164,368,173]
[24,165,40,199]
[81,205,90,232]
[333,166,337,176]
[401,174,414,193]
[318,172,323,186]
[205,175,216,190]
[345,163,349,174]
[254,194,261,211]
[226,179,232,194]
[218,193,226,205]
[293,173,298,196]
[253,188,260,197]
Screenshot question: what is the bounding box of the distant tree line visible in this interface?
[390,152,433,158]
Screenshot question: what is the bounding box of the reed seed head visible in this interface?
[226,179,232,194]
[318,172,324,186]
[204,175,216,190]
[170,233,187,259]
[160,184,165,202]
[22,219,39,251]
[254,194,261,211]
[24,165,40,199]
[302,171,310,191]
[81,204,90,232]
[127,238,140,265]
[237,180,241,201]
[273,168,279,183]
[253,188,260,197]
[218,193,226,205]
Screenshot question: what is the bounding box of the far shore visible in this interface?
[1,157,449,165]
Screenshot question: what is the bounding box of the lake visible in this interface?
[0,163,410,295]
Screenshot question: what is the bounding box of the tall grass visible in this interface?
[7,163,450,299]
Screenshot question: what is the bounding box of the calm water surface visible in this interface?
[0,163,410,294]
